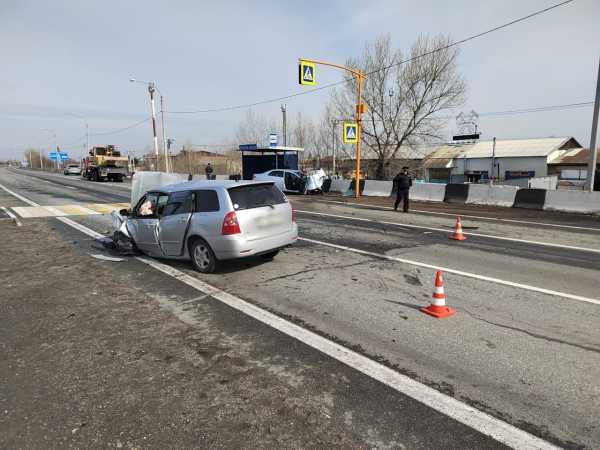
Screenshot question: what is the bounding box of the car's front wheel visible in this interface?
[189,238,218,273]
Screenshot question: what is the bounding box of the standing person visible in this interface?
[393,166,412,212]
[205,162,213,180]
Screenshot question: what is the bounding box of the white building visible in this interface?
[423,137,582,183]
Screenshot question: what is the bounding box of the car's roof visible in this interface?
[157,179,274,193]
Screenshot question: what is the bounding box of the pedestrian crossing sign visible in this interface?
[343,122,358,144]
[299,60,316,85]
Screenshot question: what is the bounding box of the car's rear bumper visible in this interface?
[211,224,298,260]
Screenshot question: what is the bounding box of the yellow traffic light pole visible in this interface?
[298,58,366,198]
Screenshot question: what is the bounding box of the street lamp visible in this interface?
[130,78,169,172]
[65,113,90,158]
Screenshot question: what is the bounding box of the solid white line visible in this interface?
[295,209,600,255]
[138,257,558,450]
[313,198,600,233]
[299,237,600,306]
[0,206,22,226]
[0,180,561,450]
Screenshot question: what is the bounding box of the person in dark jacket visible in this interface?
[393,167,412,212]
[205,163,214,180]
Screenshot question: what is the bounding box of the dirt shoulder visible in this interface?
[0,217,503,449]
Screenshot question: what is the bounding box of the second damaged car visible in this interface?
[112,180,298,273]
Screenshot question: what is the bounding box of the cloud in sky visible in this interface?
[1,0,598,159]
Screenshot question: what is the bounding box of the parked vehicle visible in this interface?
[113,180,298,273]
[63,164,81,176]
[82,145,128,182]
[253,169,306,193]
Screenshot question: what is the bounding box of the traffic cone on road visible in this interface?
[449,216,467,241]
[420,271,456,319]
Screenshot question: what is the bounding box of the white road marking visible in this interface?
[64,185,77,190]
[295,209,600,255]
[313,198,600,233]
[138,257,559,450]
[0,206,22,226]
[0,181,562,450]
[299,237,600,306]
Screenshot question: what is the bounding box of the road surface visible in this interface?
[1,167,599,449]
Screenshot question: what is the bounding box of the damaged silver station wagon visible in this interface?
[112,180,298,273]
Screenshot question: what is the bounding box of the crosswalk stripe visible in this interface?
[8,202,129,218]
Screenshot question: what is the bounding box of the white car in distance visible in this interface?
[253,169,306,194]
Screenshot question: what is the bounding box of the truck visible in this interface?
[82,145,128,182]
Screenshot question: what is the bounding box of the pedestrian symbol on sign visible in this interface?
[299,60,316,85]
[343,122,358,144]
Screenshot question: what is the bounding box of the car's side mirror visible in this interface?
[119,208,130,216]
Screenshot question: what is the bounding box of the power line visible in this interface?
[165,0,575,115]
[91,118,150,136]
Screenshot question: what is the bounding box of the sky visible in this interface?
[1,0,599,161]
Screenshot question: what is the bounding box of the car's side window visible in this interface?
[195,190,220,212]
[270,170,283,177]
[161,191,195,217]
[155,194,170,216]
[134,192,159,218]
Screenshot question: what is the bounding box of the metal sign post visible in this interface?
[298,58,367,198]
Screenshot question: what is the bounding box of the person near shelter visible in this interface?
[205,163,214,180]
[393,166,412,212]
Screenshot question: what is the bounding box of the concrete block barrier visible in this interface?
[444,184,469,204]
[466,184,519,207]
[363,180,394,197]
[330,179,351,193]
[410,183,446,202]
[544,190,600,214]
[513,188,546,210]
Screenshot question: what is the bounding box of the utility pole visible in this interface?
[281,104,287,146]
[148,82,159,164]
[39,149,44,170]
[586,57,600,192]
[491,137,496,185]
[331,120,336,176]
[160,94,169,172]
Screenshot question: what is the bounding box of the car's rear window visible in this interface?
[228,183,286,210]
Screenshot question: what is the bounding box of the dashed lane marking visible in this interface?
[309,198,600,233]
[295,209,600,255]
[298,237,600,306]
[0,181,562,450]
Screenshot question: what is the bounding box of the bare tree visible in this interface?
[331,34,466,179]
[236,109,279,147]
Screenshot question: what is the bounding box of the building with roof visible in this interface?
[422,137,582,183]
[547,147,600,189]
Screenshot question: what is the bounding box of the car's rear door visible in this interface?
[157,190,195,256]
[227,183,292,242]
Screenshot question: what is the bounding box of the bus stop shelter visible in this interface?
[238,144,304,180]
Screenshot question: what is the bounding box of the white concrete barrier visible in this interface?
[544,190,600,214]
[466,184,519,207]
[330,179,351,193]
[363,180,393,197]
[131,171,189,206]
[410,183,446,202]
[529,176,558,190]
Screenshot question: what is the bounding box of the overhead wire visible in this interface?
[165,0,575,115]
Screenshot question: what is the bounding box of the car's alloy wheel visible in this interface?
[190,239,217,273]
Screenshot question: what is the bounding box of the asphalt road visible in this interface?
[2,167,599,449]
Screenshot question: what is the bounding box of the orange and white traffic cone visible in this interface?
[449,216,467,241]
[420,271,456,319]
